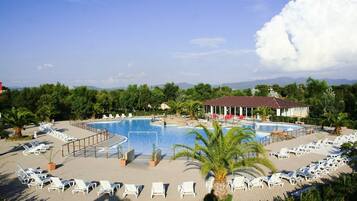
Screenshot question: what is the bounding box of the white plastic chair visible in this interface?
[229,176,246,192]
[97,180,120,196]
[178,181,195,199]
[151,182,165,198]
[48,177,74,192]
[123,184,139,198]
[72,179,97,194]
[28,174,51,189]
[247,177,264,189]
[205,177,214,193]
[263,173,284,188]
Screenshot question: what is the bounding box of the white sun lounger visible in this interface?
[48,177,74,192]
[97,180,120,196]
[271,148,290,159]
[151,182,166,198]
[128,113,133,118]
[16,165,47,184]
[229,176,247,192]
[22,144,46,156]
[115,114,120,119]
[297,167,316,181]
[263,173,284,188]
[72,179,97,194]
[247,177,264,189]
[102,115,108,119]
[280,171,300,185]
[109,114,114,119]
[30,141,51,150]
[123,184,140,198]
[178,181,195,198]
[205,177,214,193]
[288,147,304,156]
[28,174,51,189]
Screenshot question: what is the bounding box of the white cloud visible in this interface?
[174,49,254,60]
[190,37,226,48]
[256,0,357,72]
[37,63,54,71]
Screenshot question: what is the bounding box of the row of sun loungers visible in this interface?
[228,153,348,192]
[16,165,196,198]
[270,133,357,159]
[102,113,133,119]
[232,133,357,192]
[22,141,52,155]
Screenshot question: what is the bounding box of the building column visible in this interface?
[245,107,247,116]
[224,106,227,115]
[276,108,281,116]
[251,108,254,118]
[239,107,242,116]
[210,106,213,114]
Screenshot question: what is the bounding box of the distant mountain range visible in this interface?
[216,77,357,89]
[160,77,357,90]
[8,77,357,90]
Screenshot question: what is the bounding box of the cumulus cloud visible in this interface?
[37,63,54,71]
[174,49,254,60]
[256,0,357,72]
[190,37,226,48]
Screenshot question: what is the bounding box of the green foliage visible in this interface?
[203,193,233,201]
[2,107,37,137]
[1,78,357,125]
[300,188,321,201]
[274,173,357,201]
[0,121,9,139]
[254,107,272,121]
[341,141,357,171]
[254,85,270,96]
[163,82,179,101]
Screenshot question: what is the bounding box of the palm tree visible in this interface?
[172,121,275,200]
[185,100,202,120]
[330,112,348,135]
[2,107,37,138]
[254,107,272,122]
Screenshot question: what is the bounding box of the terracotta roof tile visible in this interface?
[203,96,305,109]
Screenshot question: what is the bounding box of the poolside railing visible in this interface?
[257,125,317,146]
[61,130,110,157]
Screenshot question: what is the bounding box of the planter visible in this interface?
[47,162,56,171]
[119,159,127,167]
[149,160,159,167]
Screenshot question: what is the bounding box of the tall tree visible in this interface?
[162,82,179,101]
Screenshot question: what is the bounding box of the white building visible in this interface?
[203,96,309,118]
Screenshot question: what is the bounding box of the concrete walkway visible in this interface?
[0,121,353,201]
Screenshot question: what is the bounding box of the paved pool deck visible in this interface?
[0,120,353,201]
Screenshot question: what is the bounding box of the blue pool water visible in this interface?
[88,119,301,155]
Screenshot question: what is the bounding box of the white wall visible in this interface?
[281,107,309,118]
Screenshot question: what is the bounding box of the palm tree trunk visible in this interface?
[334,126,342,135]
[213,180,228,200]
[14,127,22,138]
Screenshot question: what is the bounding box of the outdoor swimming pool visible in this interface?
[88,119,302,155]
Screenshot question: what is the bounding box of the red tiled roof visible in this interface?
[204,96,305,109]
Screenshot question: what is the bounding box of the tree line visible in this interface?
[0,78,356,126]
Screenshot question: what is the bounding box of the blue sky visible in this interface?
[1,0,356,87]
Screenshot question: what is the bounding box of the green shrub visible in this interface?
[274,173,357,201]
